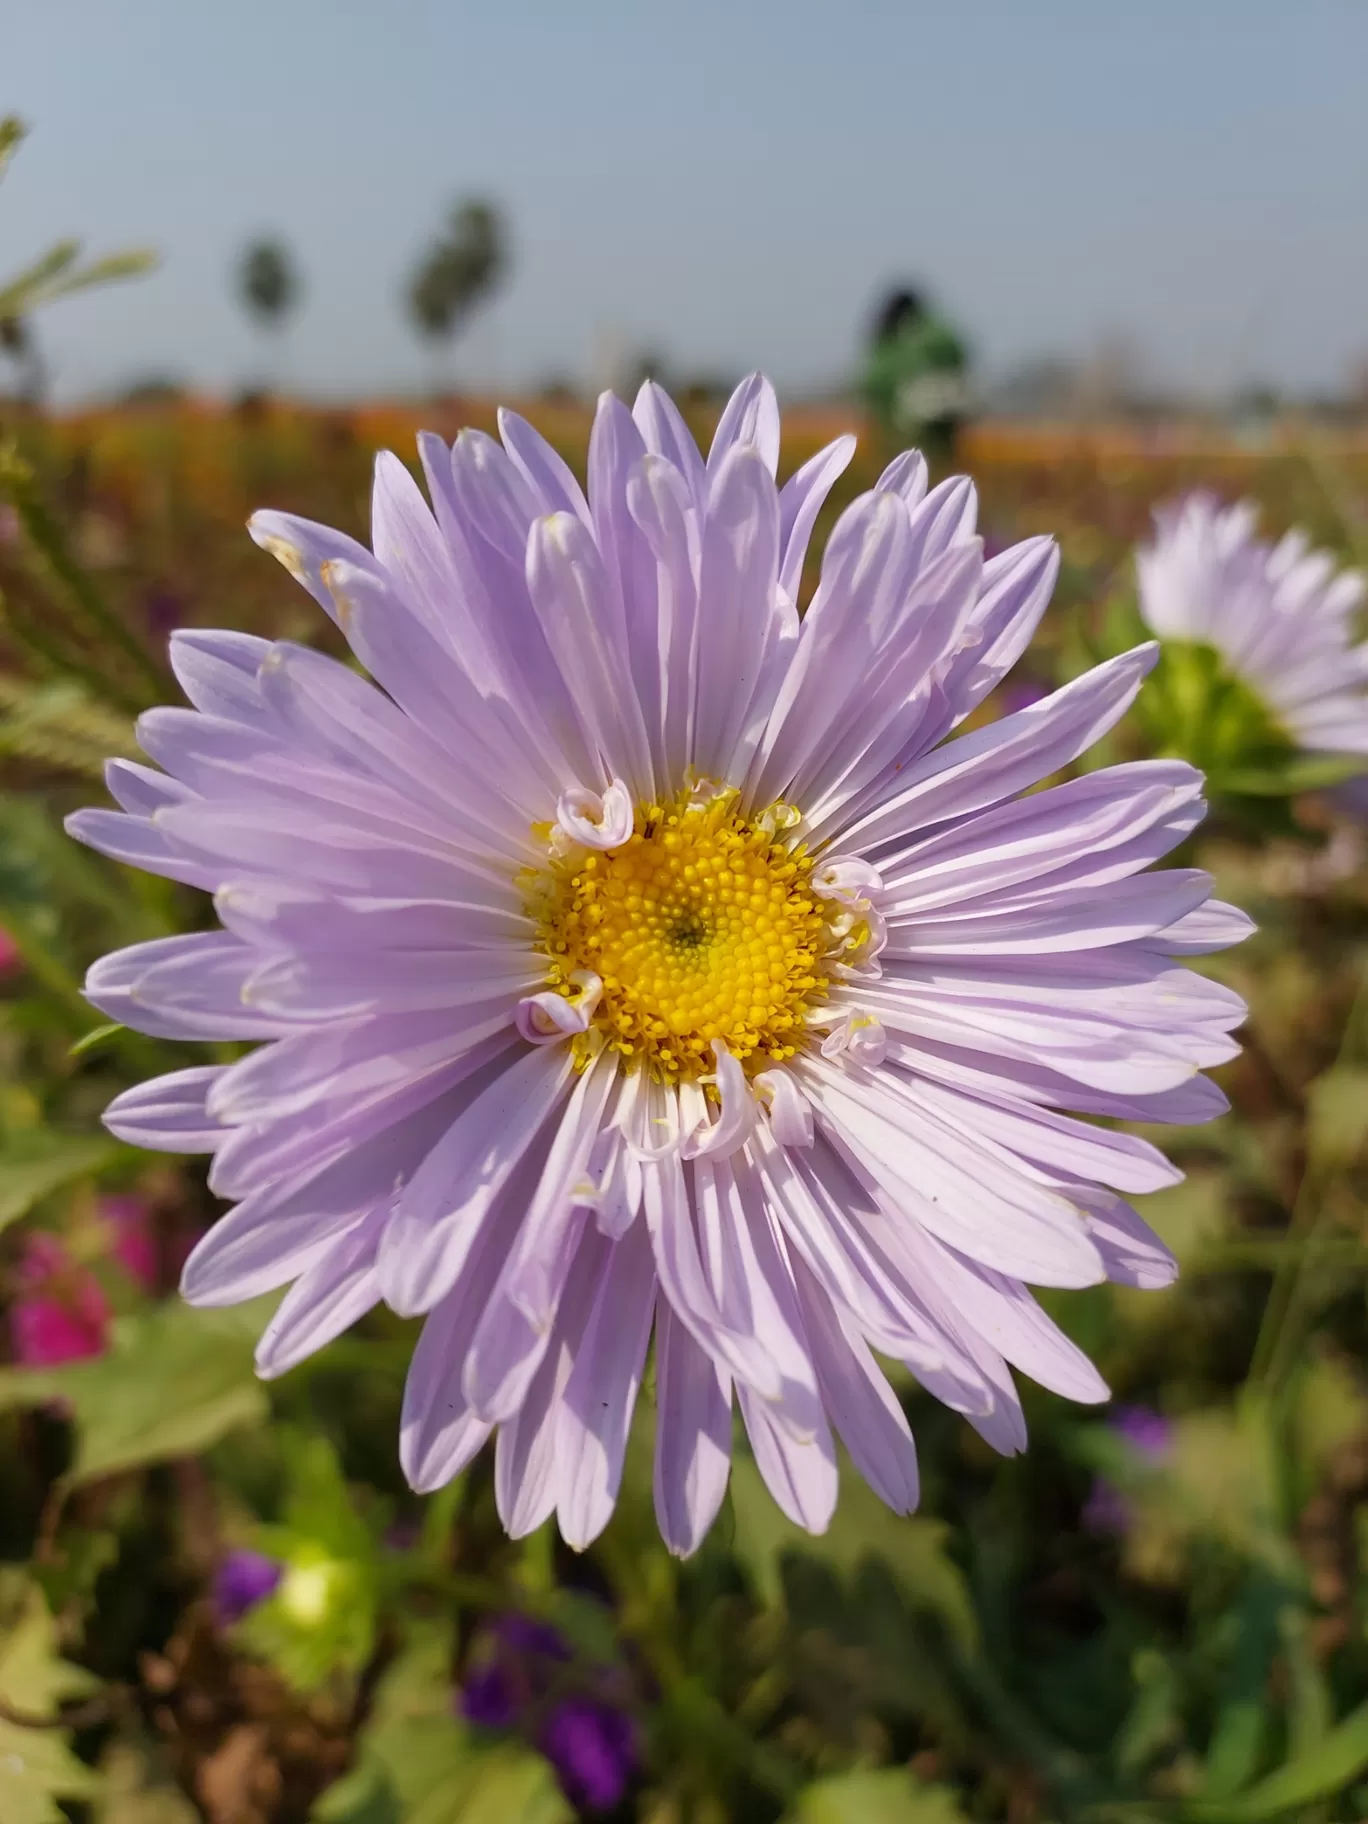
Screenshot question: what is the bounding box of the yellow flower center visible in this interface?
[530,787,842,1081]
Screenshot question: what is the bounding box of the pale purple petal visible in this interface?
[653,1301,733,1556]
[66,381,1248,1556]
[104,1067,227,1152]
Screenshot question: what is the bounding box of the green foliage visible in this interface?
[730,1457,976,1648]
[1185,1697,1368,1820]
[0,116,155,327]
[1305,1065,1368,1166]
[0,676,136,780]
[0,444,164,710]
[92,1740,198,1823]
[0,1128,124,1232]
[0,1298,270,1486]
[311,1626,571,1823]
[0,1572,103,1824]
[237,1431,385,1690]
[788,1767,970,1823]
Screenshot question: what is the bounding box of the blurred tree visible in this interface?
[0,115,156,407]
[237,237,301,336]
[406,199,506,392]
[859,283,969,474]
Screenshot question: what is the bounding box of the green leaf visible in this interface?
[1293,1354,1368,1479]
[788,1767,970,1823]
[0,116,24,181]
[1154,1406,1283,1563]
[0,243,156,320]
[93,1738,198,1823]
[69,1023,127,1059]
[410,1747,571,1824]
[312,1628,568,1824]
[238,1431,386,1691]
[1201,1573,1283,1799]
[729,1458,976,1648]
[0,1298,270,1484]
[311,1625,466,1822]
[0,243,80,320]
[1130,1171,1231,1266]
[0,1572,103,1824]
[0,679,137,780]
[31,1525,119,1630]
[1220,754,1368,797]
[1305,1066,1368,1166]
[1113,1649,1181,1778]
[1184,1696,1368,1820]
[0,1129,123,1232]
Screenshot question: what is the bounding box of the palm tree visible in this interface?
[406,199,506,394]
[238,238,300,334]
[237,238,301,396]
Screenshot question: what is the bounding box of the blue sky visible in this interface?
[6,0,1366,401]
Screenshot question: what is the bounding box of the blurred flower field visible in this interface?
[1,392,1368,1824]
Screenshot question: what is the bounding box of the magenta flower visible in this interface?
[70,378,1249,1551]
[0,927,22,977]
[10,1197,158,1367]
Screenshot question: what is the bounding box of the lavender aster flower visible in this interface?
[70,377,1250,1552]
[1138,494,1368,775]
[214,1548,283,1623]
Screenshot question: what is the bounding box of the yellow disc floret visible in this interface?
[529,785,841,1081]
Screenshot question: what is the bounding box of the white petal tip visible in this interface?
[554,779,634,851]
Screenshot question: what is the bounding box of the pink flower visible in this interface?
[0,928,22,977]
[102,1193,159,1287]
[9,1198,159,1368]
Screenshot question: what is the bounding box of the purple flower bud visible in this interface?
[1081,1480,1133,1534]
[144,586,186,641]
[214,1549,283,1623]
[539,1698,637,1813]
[1110,1403,1173,1462]
[493,1612,569,1662]
[460,1661,519,1730]
[1084,1404,1173,1534]
[459,1610,636,1806]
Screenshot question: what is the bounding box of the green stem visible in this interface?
[0,445,163,703]
[947,1638,1102,1806]
[0,582,143,712]
[594,1532,804,1804]
[1185,1238,1368,1276]
[1247,961,1368,1393]
[2,902,97,1031]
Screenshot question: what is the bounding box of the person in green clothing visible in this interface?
[860,285,970,475]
